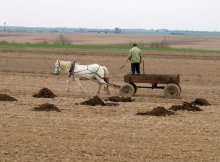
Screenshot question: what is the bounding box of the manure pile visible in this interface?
[0,94,17,101]
[106,96,132,102]
[78,96,119,106]
[170,102,203,111]
[33,88,57,98]
[33,103,61,112]
[136,107,175,116]
[169,98,210,112]
[191,98,210,106]
[136,98,210,117]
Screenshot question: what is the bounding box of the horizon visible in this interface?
[1,25,220,33]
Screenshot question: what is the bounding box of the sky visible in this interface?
[0,0,220,31]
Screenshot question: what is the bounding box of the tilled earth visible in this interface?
[0,49,220,161]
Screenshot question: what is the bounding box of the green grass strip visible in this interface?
[0,41,220,54]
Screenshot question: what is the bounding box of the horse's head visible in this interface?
[54,60,62,75]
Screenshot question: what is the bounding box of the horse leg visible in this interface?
[66,78,72,92]
[96,76,110,95]
[102,66,111,95]
[75,77,85,94]
[104,77,110,95]
[96,83,102,95]
[104,85,110,95]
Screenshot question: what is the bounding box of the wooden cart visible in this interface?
[119,74,181,98]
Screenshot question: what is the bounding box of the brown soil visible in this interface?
[136,107,176,116]
[33,103,61,112]
[107,96,132,102]
[104,103,119,106]
[0,94,17,101]
[33,88,57,98]
[0,35,220,161]
[170,102,203,111]
[191,98,210,106]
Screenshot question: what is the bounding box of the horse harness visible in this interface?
[68,61,104,80]
[68,60,76,77]
[57,60,64,75]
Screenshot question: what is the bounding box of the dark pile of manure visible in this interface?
[170,102,203,111]
[136,107,176,116]
[191,98,210,106]
[0,94,17,101]
[33,88,57,98]
[107,96,132,102]
[78,96,119,106]
[33,103,61,112]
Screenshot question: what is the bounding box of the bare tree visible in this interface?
[54,34,71,45]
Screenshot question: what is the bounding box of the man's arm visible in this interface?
[128,50,132,60]
[140,50,142,63]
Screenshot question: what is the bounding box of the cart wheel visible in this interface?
[130,83,137,94]
[164,83,181,98]
[177,84,182,93]
[120,84,135,97]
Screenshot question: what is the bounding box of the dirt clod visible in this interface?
[0,94,17,101]
[136,107,176,116]
[33,103,61,112]
[79,96,119,106]
[107,96,132,102]
[33,88,57,98]
[170,102,203,111]
[191,98,210,106]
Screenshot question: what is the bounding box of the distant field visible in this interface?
[1,32,220,51]
[1,41,220,55]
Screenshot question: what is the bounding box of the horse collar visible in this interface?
[69,60,76,77]
[58,60,63,70]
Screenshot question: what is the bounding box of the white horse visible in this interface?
[54,60,110,95]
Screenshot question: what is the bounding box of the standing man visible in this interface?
[128,43,142,74]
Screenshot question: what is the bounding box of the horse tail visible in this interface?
[103,66,109,78]
[102,66,110,94]
[103,66,110,83]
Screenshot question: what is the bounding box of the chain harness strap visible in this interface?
[69,60,76,77]
[57,60,63,75]
[92,65,104,80]
[69,63,104,80]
